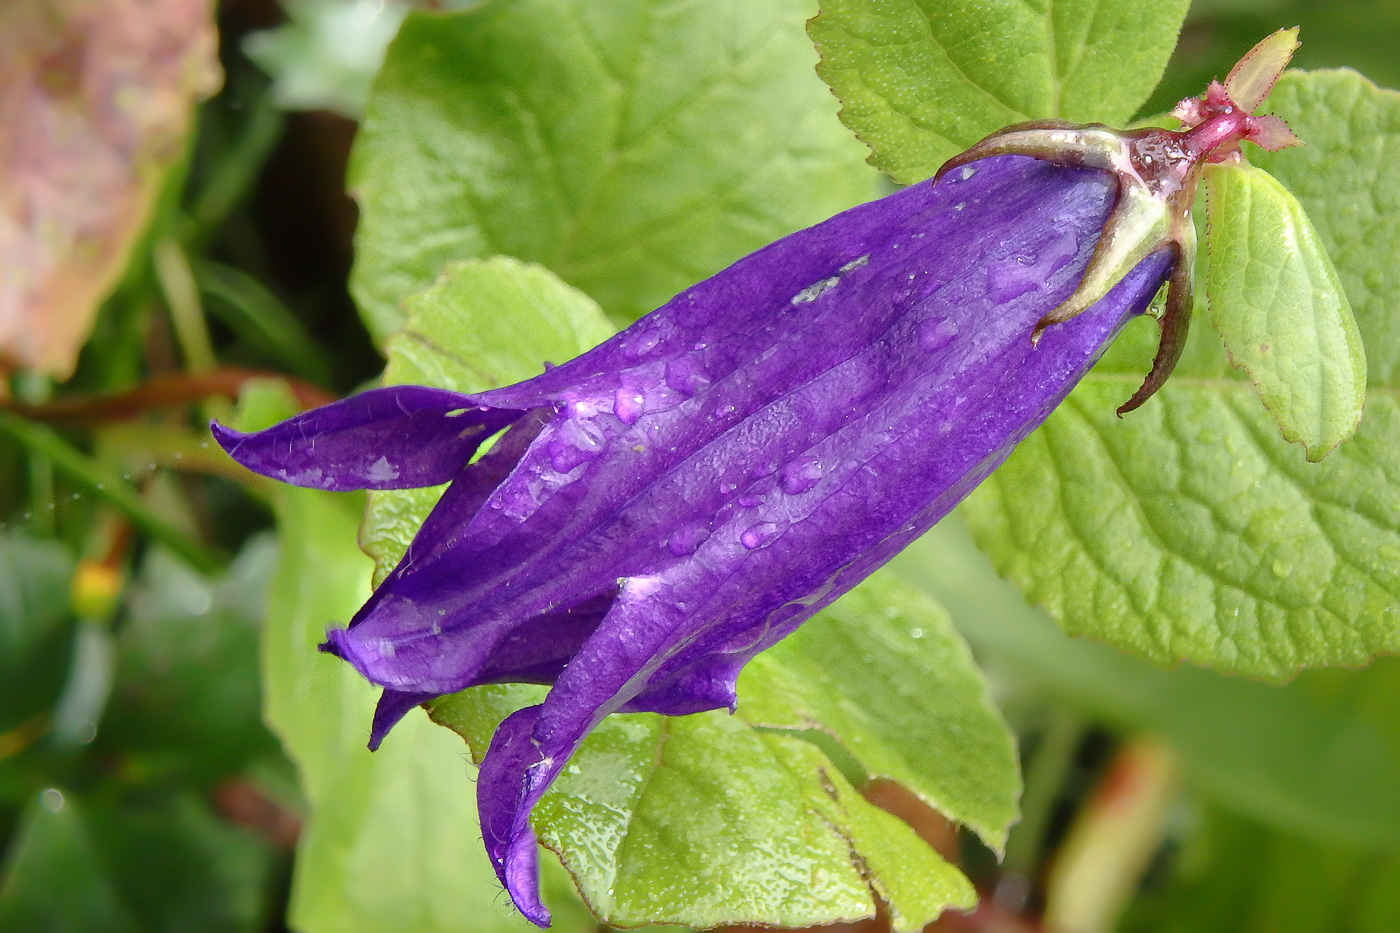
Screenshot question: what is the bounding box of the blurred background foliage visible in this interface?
[1,1,1399,931]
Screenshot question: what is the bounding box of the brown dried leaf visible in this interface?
[0,0,221,379]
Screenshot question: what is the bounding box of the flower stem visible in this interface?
[154,237,217,373]
[1003,709,1086,878]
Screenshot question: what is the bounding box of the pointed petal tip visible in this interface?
[367,688,436,751]
[504,833,551,928]
[208,420,244,454]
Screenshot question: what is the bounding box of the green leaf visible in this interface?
[360,257,616,584]
[1204,160,1365,460]
[897,517,1400,850]
[348,0,878,342]
[80,793,276,933]
[0,792,143,933]
[0,533,75,732]
[260,479,593,933]
[808,0,1190,183]
[0,790,273,933]
[740,573,1020,853]
[431,571,1014,930]
[534,717,971,932]
[97,539,279,782]
[962,69,1400,678]
[1122,808,1400,933]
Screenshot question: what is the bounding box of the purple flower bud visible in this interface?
[215,155,1173,925]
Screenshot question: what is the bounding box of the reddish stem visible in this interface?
[0,367,336,424]
[1181,108,1254,162]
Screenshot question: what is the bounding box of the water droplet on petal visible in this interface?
[778,458,822,496]
[959,166,977,181]
[988,255,1041,303]
[738,491,764,508]
[1038,230,1080,277]
[988,230,1083,303]
[664,355,710,396]
[614,387,645,426]
[620,325,662,358]
[918,319,959,353]
[667,524,711,556]
[741,521,781,550]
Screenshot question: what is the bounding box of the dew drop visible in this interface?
[909,627,925,639]
[41,788,64,813]
[918,319,959,353]
[1037,230,1079,278]
[959,166,977,181]
[741,521,781,550]
[620,326,662,358]
[613,387,645,426]
[665,355,710,396]
[667,524,711,556]
[737,491,764,508]
[778,458,822,496]
[549,443,591,473]
[987,255,1041,303]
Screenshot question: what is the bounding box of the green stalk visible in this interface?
[1003,709,1086,876]
[154,237,217,373]
[0,412,222,575]
[14,372,56,536]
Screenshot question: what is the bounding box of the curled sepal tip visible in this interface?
[1117,236,1196,416]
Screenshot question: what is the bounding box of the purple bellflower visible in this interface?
[214,33,1299,928]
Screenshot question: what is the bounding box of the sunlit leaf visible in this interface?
[348,0,878,341]
[809,0,1190,182]
[897,517,1400,849]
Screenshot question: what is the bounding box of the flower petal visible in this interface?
[329,157,1158,696]
[212,385,522,490]
[264,156,1177,924]
[478,706,550,927]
